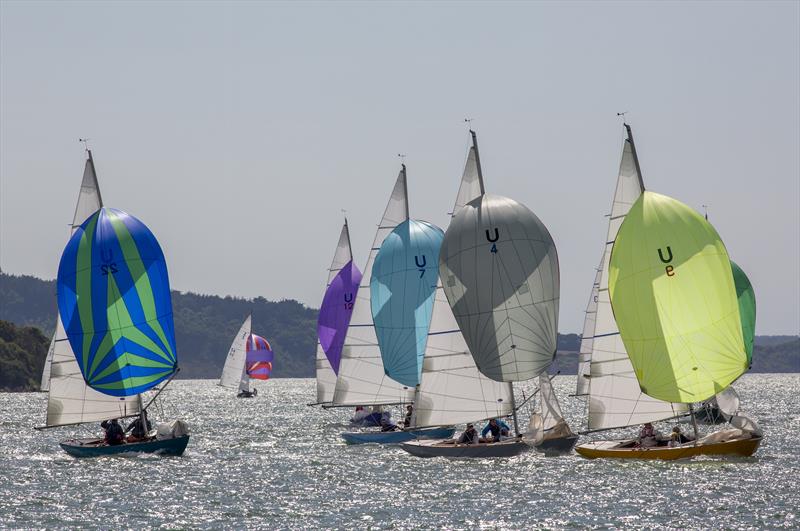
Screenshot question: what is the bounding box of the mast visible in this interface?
[623,124,645,192]
[344,216,353,260]
[688,404,700,445]
[401,163,410,220]
[470,130,486,195]
[508,383,521,437]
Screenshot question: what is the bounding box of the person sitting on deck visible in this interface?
[403,404,414,428]
[100,419,125,446]
[379,418,400,432]
[457,423,479,444]
[125,411,153,442]
[352,406,369,423]
[668,426,693,447]
[482,418,511,442]
[637,422,660,448]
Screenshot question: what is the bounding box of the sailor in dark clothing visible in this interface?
[457,424,479,444]
[126,411,153,441]
[101,419,125,445]
[482,418,511,442]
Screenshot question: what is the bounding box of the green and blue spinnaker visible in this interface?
[57,207,178,397]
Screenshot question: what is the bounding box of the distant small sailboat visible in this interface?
[37,151,142,430]
[402,130,564,458]
[53,206,189,457]
[576,124,761,460]
[310,219,362,406]
[220,316,274,397]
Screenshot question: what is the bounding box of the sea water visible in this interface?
[0,374,797,529]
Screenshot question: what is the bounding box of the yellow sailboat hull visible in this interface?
[576,436,762,460]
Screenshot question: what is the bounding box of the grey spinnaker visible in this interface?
[439,194,560,383]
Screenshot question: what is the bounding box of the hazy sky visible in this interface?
[1,1,798,335]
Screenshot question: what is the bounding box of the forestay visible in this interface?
[332,168,415,406]
[219,316,251,393]
[315,220,361,403]
[57,208,178,397]
[371,219,443,388]
[440,193,560,383]
[585,132,685,431]
[609,191,747,403]
[413,137,513,429]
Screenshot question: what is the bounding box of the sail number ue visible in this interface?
[658,246,675,277]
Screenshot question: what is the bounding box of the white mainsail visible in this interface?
[413,137,513,429]
[332,168,415,406]
[575,256,602,397]
[42,151,141,427]
[315,221,355,404]
[586,126,686,430]
[40,330,56,392]
[219,315,252,394]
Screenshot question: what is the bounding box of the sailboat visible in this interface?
[340,164,455,444]
[524,375,578,455]
[574,125,687,456]
[53,206,189,457]
[402,130,562,458]
[309,219,362,407]
[37,151,142,434]
[576,124,762,460]
[219,315,263,398]
[327,167,417,413]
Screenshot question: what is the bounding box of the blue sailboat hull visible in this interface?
[341,427,455,445]
[60,435,190,458]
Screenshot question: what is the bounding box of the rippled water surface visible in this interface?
[1,375,798,529]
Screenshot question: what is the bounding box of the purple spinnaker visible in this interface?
[317,260,362,374]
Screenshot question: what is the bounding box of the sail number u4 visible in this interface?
[486,228,499,254]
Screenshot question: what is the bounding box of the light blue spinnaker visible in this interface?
[370,219,444,387]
